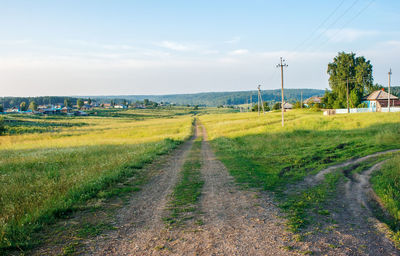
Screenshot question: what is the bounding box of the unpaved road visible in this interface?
[296,157,400,255]
[26,124,400,255]
[81,124,299,255]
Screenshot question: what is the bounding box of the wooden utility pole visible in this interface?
[346,78,350,113]
[277,57,288,127]
[388,68,392,112]
[257,87,261,115]
[301,91,303,109]
[257,85,265,115]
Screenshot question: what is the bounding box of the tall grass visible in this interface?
[199,110,400,231]
[200,110,400,190]
[0,113,193,250]
[371,154,400,243]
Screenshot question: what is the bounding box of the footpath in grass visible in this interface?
[163,136,204,228]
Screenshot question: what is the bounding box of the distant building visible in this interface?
[283,102,293,110]
[61,107,73,113]
[81,104,92,111]
[5,107,19,113]
[362,89,400,112]
[304,96,322,106]
[114,104,127,109]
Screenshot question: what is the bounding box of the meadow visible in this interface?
[2,107,400,251]
[0,108,195,250]
[199,110,400,230]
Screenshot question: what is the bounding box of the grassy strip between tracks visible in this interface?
[163,137,204,228]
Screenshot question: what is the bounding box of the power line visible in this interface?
[291,0,347,54]
[302,0,361,53]
[311,0,375,52]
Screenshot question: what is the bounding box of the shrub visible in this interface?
[0,117,6,135]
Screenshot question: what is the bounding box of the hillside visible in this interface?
[92,89,325,106]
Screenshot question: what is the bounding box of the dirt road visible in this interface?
[28,124,400,255]
[295,157,400,255]
[80,124,299,255]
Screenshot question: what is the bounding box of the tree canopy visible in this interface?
[29,101,38,111]
[323,52,374,109]
[19,102,28,111]
[77,99,84,109]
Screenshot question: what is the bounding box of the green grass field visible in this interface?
[199,110,400,230]
[1,107,400,251]
[0,109,194,250]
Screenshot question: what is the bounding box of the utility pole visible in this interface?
[257,85,265,114]
[276,57,288,127]
[301,91,303,109]
[257,87,260,115]
[388,68,392,113]
[346,78,350,113]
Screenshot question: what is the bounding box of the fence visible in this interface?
[332,107,400,114]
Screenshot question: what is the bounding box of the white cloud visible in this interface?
[158,41,194,51]
[225,36,241,44]
[228,49,249,55]
[0,39,33,45]
[324,28,379,43]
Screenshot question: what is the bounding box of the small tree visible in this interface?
[88,98,92,105]
[272,102,281,110]
[0,104,3,112]
[293,101,304,109]
[20,102,27,111]
[0,117,5,135]
[29,101,38,111]
[252,102,270,112]
[77,99,84,109]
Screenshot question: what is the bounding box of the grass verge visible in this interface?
[280,171,343,232]
[0,139,182,251]
[370,153,400,245]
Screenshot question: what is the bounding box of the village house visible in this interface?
[61,106,73,113]
[80,104,92,111]
[114,104,127,109]
[362,89,400,112]
[283,102,293,110]
[5,107,19,113]
[304,96,322,107]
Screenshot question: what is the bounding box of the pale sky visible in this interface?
[0,0,399,96]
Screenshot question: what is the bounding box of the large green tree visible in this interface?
[77,99,84,109]
[20,102,28,111]
[324,52,373,108]
[29,101,38,111]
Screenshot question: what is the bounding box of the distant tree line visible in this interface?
[0,96,79,109]
[92,89,325,107]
